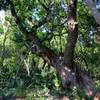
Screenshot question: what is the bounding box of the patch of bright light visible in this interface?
[0,10,5,25]
[96,5,100,9]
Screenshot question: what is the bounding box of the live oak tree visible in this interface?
[0,0,100,98]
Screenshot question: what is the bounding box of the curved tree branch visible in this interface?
[7,0,61,70]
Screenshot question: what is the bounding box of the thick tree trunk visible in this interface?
[60,0,96,97]
[63,0,78,68]
[58,0,78,91]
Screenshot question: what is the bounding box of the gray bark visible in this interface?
[84,0,100,25]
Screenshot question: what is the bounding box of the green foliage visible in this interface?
[0,0,100,99]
